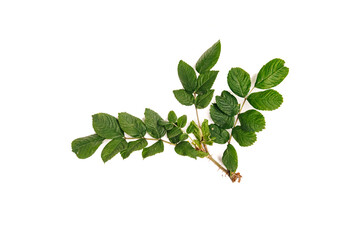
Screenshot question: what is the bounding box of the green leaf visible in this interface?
[209,124,229,144]
[142,140,164,159]
[195,40,221,74]
[222,144,238,173]
[209,104,235,129]
[195,89,214,109]
[169,134,181,144]
[255,58,289,89]
[174,141,208,159]
[227,67,251,98]
[173,89,194,106]
[247,89,283,111]
[72,134,105,159]
[196,71,219,94]
[92,113,123,139]
[158,120,174,130]
[178,60,197,93]
[120,139,148,159]
[238,110,265,132]
[215,91,240,116]
[179,133,189,141]
[167,126,182,138]
[101,138,128,162]
[144,108,166,139]
[186,121,201,140]
[118,112,147,138]
[201,119,210,142]
[168,111,177,123]
[232,126,257,147]
[177,115,187,128]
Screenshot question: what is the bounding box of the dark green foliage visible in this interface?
[247,89,283,111]
[227,67,251,98]
[168,111,177,123]
[72,134,104,159]
[196,71,219,94]
[142,140,164,159]
[92,113,123,139]
[174,141,208,159]
[178,60,197,93]
[118,112,146,138]
[209,124,229,144]
[71,40,289,182]
[195,40,221,74]
[222,144,238,173]
[215,91,240,116]
[120,139,148,159]
[195,90,214,109]
[232,126,257,147]
[238,110,265,132]
[255,58,289,89]
[101,138,128,162]
[177,115,187,128]
[210,104,234,129]
[173,89,194,106]
[144,108,166,138]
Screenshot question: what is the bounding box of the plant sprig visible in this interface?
[71,40,289,183]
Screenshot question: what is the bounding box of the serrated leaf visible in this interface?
[158,120,174,130]
[196,71,219,94]
[173,89,194,106]
[169,134,181,144]
[101,138,128,162]
[238,110,265,132]
[255,58,289,89]
[195,40,221,74]
[195,89,214,109]
[247,89,283,111]
[174,141,208,159]
[201,119,210,142]
[142,140,164,159]
[167,126,182,138]
[222,144,238,173]
[92,113,123,139]
[209,104,235,129]
[179,133,189,141]
[168,111,177,123]
[177,115,187,128]
[178,60,197,93]
[209,124,229,144]
[215,91,240,116]
[118,112,147,138]
[227,67,251,98]
[232,126,257,147]
[72,134,104,159]
[120,139,148,159]
[186,121,201,140]
[144,108,166,139]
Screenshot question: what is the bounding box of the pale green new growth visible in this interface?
[71,40,289,183]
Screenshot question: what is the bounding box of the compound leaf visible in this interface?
[215,91,240,116]
[142,140,164,159]
[174,141,208,159]
[222,144,238,173]
[195,89,214,109]
[239,110,265,132]
[209,124,229,144]
[92,113,123,139]
[118,112,146,138]
[255,58,289,89]
[247,89,283,111]
[120,139,148,159]
[178,60,197,93]
[227,67,251,98]
[232,126,257,147]
[210,104,235,129]
[72,134,104,159]
[195,40,221,74]
[196,71,219,94]
[144,108,166,139]
[101,138,128,162]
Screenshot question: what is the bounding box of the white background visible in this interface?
[1,0,358,239]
